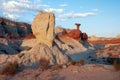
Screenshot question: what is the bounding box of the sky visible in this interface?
[0,0,120,37]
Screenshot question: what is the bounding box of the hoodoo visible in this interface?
[31,11,55,47]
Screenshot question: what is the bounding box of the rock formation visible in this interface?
[15,11,69,68]
[18,42,69,69]
[0,17,32,38]
[81,33,88,41]
[58,23,88,41]
[0,11,106,70]
[67,23,82,41]
[31,11,55,47]
[0,24,5,36]
[0,38,22,54]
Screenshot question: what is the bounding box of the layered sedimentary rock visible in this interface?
[0,17,32,38]
[31,11,55,47]
[0,38,22,54]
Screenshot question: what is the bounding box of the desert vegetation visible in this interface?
[0,61,18,75]
[39,58,50,71]
[70,60,85,66]
[113,59,120,71]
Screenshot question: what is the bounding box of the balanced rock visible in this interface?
[68,23,82,41]
[31,11,55,47]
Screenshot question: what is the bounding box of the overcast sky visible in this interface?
[0,0,120,37]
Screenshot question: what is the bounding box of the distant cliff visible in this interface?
[0,17,32,38]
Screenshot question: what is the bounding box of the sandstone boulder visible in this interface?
[68,29,81,41]
[21,39,38,48]
[31,11,55,47]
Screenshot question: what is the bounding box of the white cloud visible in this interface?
[0,0,42,20]
[2,1,21,13]
[19,0,30,3]
[3,12,19,20]
[60,3,68,7]
[44,8,63,13]
[40,4,49,7]
[0,0,98,23]
[58,12,96,19]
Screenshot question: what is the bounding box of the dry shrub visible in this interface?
[113,59,120,71]
[0,61,18,75]
[25,47,32,51]
[53,64,62,70]
[79,60,85,65]
[18,53,24,58]
[108,52,112,56]
[39,58,50,71]
[70,60,77,65]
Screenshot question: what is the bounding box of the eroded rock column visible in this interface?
[31,11,55,47]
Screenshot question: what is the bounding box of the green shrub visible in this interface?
[0,61,18,75]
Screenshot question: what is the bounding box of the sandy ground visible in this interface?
[0,64,120,80]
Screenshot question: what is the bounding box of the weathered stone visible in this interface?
[81,33,88,41]
[67,23,82,41]
[4,25,19,38]
[68,29,81,41]
[52,45,69,64]
[0,38,21,54]
[0,38,8,45]
[0,54,9,65]
[18,43,69,68]
[0,17,32,38]
[54,39,72,50]
[21,39,38,48]
[0,24,5,36]
[0,43,18,54]
[58,23,88,41]
[31,11,55,47]
[58,37,87,54]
